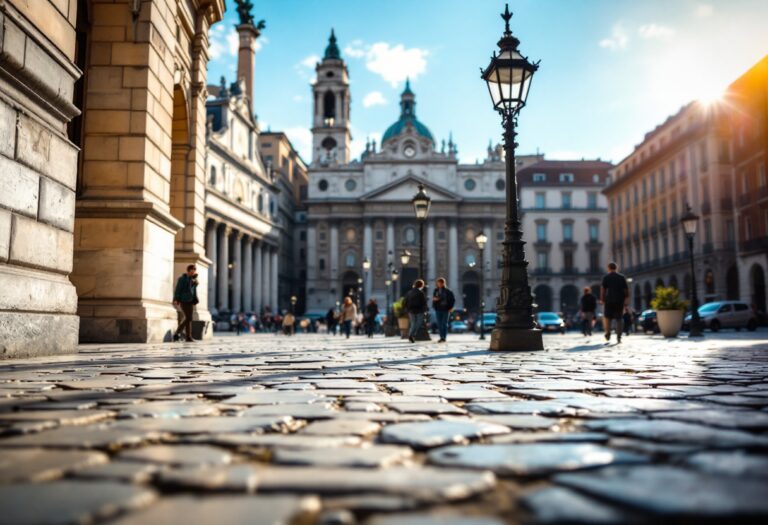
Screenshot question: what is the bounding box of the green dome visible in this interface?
[382,118,434,143]
[382,79,434,144]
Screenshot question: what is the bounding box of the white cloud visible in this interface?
[695,3,714,17]
[343,40,366,58]
[599,23,629,50]
[209,27,267,60]
[365,43,429,87]
[227,31,239,56]
[292,95,304,102]
[300,54,320,69]
[638,23,674,40]
[362,91,387,108]
[284,127,313,161]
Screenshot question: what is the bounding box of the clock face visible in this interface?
[403,146,416,158]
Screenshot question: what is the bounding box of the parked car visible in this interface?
[536,312,566,334]
[683,301,757,332]
[637,309,660,334]
[450,320,468,333]
[475,312,497,333]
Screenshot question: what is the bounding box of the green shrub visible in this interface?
[392,298,408,318]
[651,286,689,311]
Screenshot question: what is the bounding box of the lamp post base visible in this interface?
[489,327,544,351]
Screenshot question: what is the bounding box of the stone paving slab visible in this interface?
[0,331,767,523]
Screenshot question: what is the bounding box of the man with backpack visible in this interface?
[432,277,456,343]
[404,280,428,343]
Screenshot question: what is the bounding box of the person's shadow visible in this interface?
[566,343,606,352]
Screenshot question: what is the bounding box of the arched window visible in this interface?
[345,251,356,268]
[321,136,337,151]
[257,193,264,212]
[269,200,275,217]
[209,165,216,185]
[323,91,336,121]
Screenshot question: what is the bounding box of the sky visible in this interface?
[207,0,768,165]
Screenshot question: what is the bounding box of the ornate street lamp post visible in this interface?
[361,257,371,308]
[481,4,543,351]
[475,232,488,340]
[681,206,703,337]
[399,250,411,296]
[412,184,432,341]
[290,295,297,315]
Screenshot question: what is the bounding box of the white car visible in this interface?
[684,301,757,332]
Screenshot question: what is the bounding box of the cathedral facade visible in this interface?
[304,33,531,315]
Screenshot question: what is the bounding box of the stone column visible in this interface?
[306,225,317,308]
[206,221,217,313]
[218,226,230,311]
[262,246,271,311]
[242,236,253,312]
[386,219,395,259]
[427,220,436,285]
[448,219,459,296]
[271,248,279,312]
[363,220,373,301]
[330,222,339,294]
[253,240,263,312]
[232,232,243,313]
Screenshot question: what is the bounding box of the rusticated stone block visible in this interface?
[0,97,16,157]
[9,214,73,273]
[0,311,79,358]
[0,264,78,313]
[16,114,78,190]
[39,177,76,232]
[0,156,39,217]
[0,208,10,261]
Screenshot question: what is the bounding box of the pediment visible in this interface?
[359,175,461,202]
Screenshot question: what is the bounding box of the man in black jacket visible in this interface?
[173,264,199,342]
[579,286,597,336]
[404,280,428,343]
[432,278,455,343]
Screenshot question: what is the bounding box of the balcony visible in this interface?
[559,240,577,249]
[739,193,751,206]
[534,240,552,249]
[740,238,768,253]
[702,201,711,215]
[720,197,733,210]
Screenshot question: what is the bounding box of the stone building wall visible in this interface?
[0,1,82,358]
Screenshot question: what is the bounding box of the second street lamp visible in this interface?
[475,231,488,340]
[681,205,703,338]
[481,4,543,351]
[362,257,371,308]
[411,183,432,341]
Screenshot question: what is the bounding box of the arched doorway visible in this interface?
[462,271,480,313]
[669,274,679,291]
[634,284,642,311]
[341,270,360,304]
[704,269,715,297]
[534,284,553,312]
[752,264,766,312]
[644,282,653,309]
[560,285,579,317]
[655,277,664,289]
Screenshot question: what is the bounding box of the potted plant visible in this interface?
[651,286,689,338]
[393,298,410,338]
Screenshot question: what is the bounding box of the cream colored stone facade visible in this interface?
[0,0,81,357]
[71,0,224,343]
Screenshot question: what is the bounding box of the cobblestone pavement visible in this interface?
[1,330,768,524]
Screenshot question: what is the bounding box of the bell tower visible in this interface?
[311,29,351,165]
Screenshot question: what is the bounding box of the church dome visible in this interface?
[382,80,434,144]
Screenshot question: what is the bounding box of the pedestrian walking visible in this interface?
[338,297,357,338]
[622,307,633,336]
[600,262,629,343]
[364,299,379,338]
[432,278,456,343]
[404,280,428,343]
[325,307,337,335]
[172,264,199,342]
[283,311,295,335]
[579,286,597,336]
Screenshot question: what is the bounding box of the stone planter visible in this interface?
[657,310,684,338]
[398,317,410,338]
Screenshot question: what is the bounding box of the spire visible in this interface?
[399,79,416,119]
[324,29,341,60]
